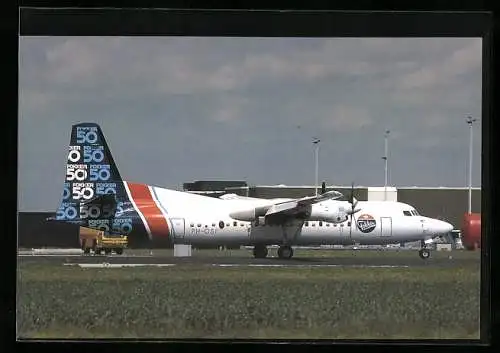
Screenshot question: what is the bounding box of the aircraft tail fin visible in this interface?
[52,123,132,233]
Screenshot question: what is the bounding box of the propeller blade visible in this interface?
[346,207,361,215]
[349,182,355,238]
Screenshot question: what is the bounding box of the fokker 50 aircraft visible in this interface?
[49,123,453,260]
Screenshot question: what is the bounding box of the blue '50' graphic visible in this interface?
[84,149,104,163]
[89,165,111,181]
[76,128,98,144]
[90,168,110,181]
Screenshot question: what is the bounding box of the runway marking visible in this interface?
[212,264,410,268]
[18,254,84,257]
[63,263,176,268]
[59,263,411,269]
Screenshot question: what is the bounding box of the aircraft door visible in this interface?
[170,218,185,239]
[380,217,392,237]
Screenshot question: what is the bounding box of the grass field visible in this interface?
[17,256,481,340]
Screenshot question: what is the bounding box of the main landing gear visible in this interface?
[277,245,294,259]
[253,245,268,258]
[418,240,431,259]
[252,245,294,259]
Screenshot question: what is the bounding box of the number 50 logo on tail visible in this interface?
[80,203,115,219]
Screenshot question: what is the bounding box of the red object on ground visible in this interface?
[461,213,481,250]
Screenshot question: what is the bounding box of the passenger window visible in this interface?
[197,223,202,227]
[326,223,330,227]
[403,211,412,216]
[219,221,225,229]
[190,223,194,227]
[334,224,337,227]
[205,224,208,228]
[233,221,237,227]
[305,221,309,226]
[319,221,323,227]
[212,223,216,227]
[347,222,351,227]
[226,223,230,227]
[240,223,244,227]
[312,222,316,227]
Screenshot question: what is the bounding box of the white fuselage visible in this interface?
[148,185,447,246]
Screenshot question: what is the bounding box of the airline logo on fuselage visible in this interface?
[356,214,377,233]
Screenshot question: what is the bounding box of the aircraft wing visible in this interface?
[229,190,344,223]
[290,190,344,206]
[264,191,344,219]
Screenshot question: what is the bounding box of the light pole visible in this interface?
[313,138,320,196]
[382,130,390,201]
[466,116,478,214]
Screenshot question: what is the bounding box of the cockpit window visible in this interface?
[413,209,420,215]
[403,211,412,216]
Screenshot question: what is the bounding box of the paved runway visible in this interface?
[18,252,480,268]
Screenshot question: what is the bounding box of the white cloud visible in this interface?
[211,96,249,123]
[321,105,374,131]
[397,38,482,90]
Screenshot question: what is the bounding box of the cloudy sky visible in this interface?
[18,36,482,211]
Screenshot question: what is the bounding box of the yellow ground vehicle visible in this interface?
[79,227,128,255]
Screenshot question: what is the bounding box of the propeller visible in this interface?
[346,182,361,238]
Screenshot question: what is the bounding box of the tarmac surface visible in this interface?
[17,249,481,268]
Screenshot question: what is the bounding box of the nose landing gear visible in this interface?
[418,240,431,259]
[418,248,431,259]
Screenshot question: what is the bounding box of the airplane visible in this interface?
[48,122,453,260]
[217,185,453,259]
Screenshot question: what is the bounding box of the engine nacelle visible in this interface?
[229,203,350,224]
[307,203,349,223]
[229,206,268,222]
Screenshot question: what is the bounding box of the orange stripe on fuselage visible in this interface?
[127,182,170,239]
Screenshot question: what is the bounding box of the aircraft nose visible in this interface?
[433,219,453,235]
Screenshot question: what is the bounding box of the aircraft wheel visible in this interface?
[278,245,294,259]
[419,248,431,259]
[116,248,123,255]
[95,249,102,255]
[253,245,268,258]
[83,247,90,254]
[104,248,112,255]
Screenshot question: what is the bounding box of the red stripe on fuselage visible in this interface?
[127,182,170,239]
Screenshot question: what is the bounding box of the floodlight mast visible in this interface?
[313,138,320,196]
[466,116,478,214]
[382,129,390,201]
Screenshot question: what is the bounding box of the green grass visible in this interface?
[17,263,480,340]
